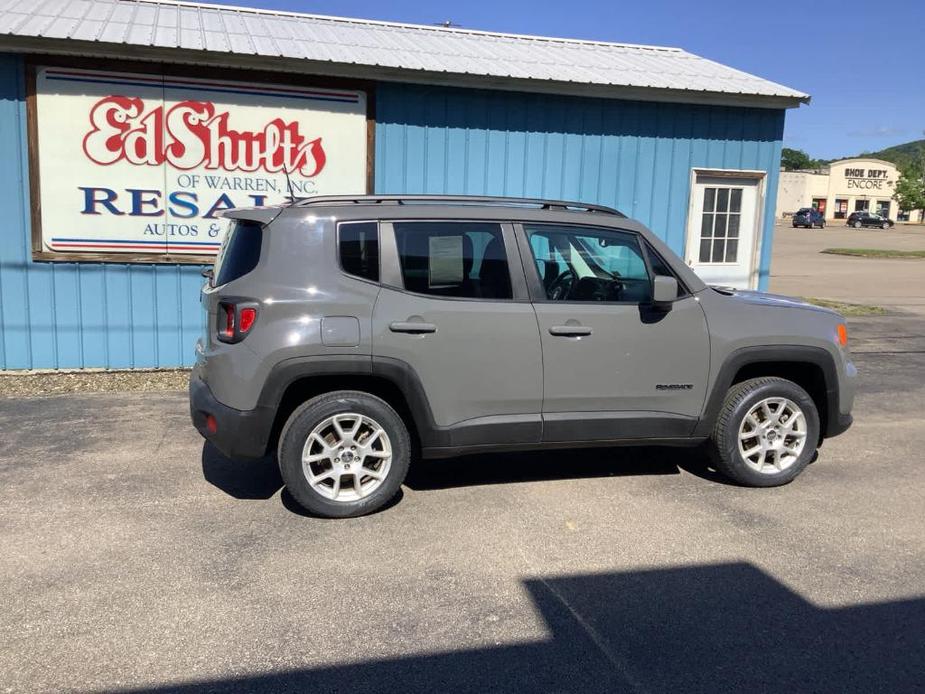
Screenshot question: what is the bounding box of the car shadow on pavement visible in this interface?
[201,443,283,500]
[119,561,925,693]
[202,442,730,501]
[201,443,405,515]
[405,445,709,491]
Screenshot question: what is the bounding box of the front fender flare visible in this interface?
[694,345,841,438]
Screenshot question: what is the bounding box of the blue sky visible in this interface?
[210,0,924,160]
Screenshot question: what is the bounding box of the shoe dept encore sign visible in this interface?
[843,167,891,190]
[35,67,367,257]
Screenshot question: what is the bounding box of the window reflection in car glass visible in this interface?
[393,222,512,300]
[526,224,652,303]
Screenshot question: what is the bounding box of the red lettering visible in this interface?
[82,96,328,176]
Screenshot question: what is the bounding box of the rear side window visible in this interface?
[213,221,262,286]
[393,222,512,300]
[339,222,379,282]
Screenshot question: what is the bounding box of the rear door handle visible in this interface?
[390,321,437,334]
[549,325,592,337]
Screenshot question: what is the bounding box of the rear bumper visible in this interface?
[826,412,853,438]
[189,371,274,460]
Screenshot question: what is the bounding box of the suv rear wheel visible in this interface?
[708,377,820,487]
[278,391,410,518]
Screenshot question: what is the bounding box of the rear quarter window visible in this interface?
[213,221,263,286]
[338,221,379,282]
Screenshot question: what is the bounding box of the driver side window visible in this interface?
[526,224,652,303]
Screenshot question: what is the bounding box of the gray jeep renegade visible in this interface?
[190,195,856,518]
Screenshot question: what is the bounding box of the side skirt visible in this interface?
[422,436,707,460]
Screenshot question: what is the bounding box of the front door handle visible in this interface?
[549,325,592,337]
[390,321,437,334]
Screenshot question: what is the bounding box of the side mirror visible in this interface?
[652,275,678,308]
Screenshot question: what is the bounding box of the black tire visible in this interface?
[854,221,862,229]
[881,222,889,230]
[277,390,411,518]
[707,377,820,487]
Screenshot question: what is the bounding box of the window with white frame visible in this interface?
[698,187,742,263]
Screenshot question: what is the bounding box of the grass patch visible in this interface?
[821,248,925,259]
[800,297,887,316]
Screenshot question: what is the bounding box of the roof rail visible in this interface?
[291,194,625,217]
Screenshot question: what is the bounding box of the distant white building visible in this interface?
[776,158,923,223]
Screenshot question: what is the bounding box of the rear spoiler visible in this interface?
[219,206,285,226]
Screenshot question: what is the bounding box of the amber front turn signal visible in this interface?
[836,323,848,347]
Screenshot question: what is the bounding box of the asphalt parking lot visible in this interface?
[769,222,925,314]
[2,229,924,692]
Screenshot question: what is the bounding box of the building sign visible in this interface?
[844,167,890,190]
[35,67,367,257]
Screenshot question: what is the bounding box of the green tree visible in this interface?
[894,163,925,221]
[780,148,819,171]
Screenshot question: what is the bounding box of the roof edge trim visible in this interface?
[0,39,810,109]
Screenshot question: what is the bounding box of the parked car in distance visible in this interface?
[847,211,895,229]
[190,195,856,518]
[792,207,825,229]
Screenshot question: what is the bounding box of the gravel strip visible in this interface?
[0,369,190,398]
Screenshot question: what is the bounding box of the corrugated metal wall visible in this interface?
[375,83,784,283]
[0,54,205,371]
[0,58,785,371]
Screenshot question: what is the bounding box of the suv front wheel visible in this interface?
[278,391,411,518]
[708,377,820,487]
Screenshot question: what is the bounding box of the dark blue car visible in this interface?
[792,208,826,229]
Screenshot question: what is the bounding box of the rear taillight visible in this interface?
[239,307,257,333]
[217,300,259,343]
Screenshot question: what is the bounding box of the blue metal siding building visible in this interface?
[375,82,784,279]
[1,55,205,370]
[0,1,804,372]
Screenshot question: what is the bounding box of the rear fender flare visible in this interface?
[257,355,440,447]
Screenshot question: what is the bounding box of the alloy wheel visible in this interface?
[301,413,392,502]
[737,397,807,474]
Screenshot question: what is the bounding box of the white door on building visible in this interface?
[685,173,763,289]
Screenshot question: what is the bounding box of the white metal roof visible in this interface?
[0,0,809,107]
